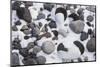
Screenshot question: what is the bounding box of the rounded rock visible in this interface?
[42,41,55,54]
[36,56,46,64]
[32,46,41,54]
[87,15,94,22]
[86,38,96,52]
[80,31,88,41]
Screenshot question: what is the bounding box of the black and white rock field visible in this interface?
[11,1,96,66]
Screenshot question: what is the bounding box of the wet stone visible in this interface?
[86,38,96,52]
[42,41,55,54]
[87,15,94,22]
[11,52,20,66]
[36,56,46,64]
[69,20,85,34]
[80,31,88,41]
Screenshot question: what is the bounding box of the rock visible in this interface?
[70,8,76,13]
[38,22,43,27]
[58,29,67,37]
[84,56,88,61]
[41,32,51,38]
[52,30,58,37]
[44,3,54,11]
[36,56,46,64]
[86,22,91,27]
[21,25,29,31]
[42,41,55,54]
[55,7,67,20]
[12,1,21,10]
[12,41,21,49]
[37,13,45,20]
[16,7,32,23]
[24,36,30,40]
[12,25,18,31]
[86,38,96,52]
[77,8,84,15]
[19,48,29,57]
[27,42,34,50]
[15,20,21,25]
[32,46,41,54]
[80,31,88,41]
[48,20,57,28]
[77,58,82,62]
[68,13,79,21]
[87,15,94,22]
[86,6,96,13]
[24,1,33,8]
[69,20,85,34]
[11,52,20,66]
[73,41,85,54]
[23,30,31,35]
[22,58,37,65]
[88,29,93,35]
[79,14,84,21]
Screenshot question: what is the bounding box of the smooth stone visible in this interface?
[36,56,46,64]
[22,58,37,65]
[37,13,45,20]
[73,41,85,54]
[27,42,34,50]
[80,31,88,41]
[79,14,84,21]
[87,15,94,22]
[19,48,29,57]
[42,41,55,54]
[69,20,85,34]
[12,25,18,31]
[86,22,91,27]
[48,20,57,28]
[38,22,43,27]
[11,52,20,66]
[86,38,96,52]
[68,13,79,21]
[86,6,96,13]
[55,7,67,20]
[58,29,67,37]
[44,3,54,11]
[23,30,31,35]
[32,46,41,54]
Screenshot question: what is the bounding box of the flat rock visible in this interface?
[69,20,85,34]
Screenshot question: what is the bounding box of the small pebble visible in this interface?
[48,20,57,28]
[37,13,45,20]
[12,25,18,31]
[88,29,93,35]
[80,31,88,41]
[36,56,46,64]
[44,3,54,11]
[86,22,91,27]
[32,46,41,54]
[15,20,21,26]
[87,15,94,22]
[23,30,31,35]
[19,48,29,57]
[27,42,34,50]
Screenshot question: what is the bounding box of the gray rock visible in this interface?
[32,46,41,54]
[87,15,94,22]
[77,8,84,15]
[42,41,55,54]
[27,42,34,50]
[86,38,96,52]
[11,52,20,66]
[37,13,45,20]
[12,25,18,31]
[69,20,85,34]
[36,56,46,64]
[21,25,29,31]
[86,6,96,13]
[23,30,31,35]
[80,32,88,41]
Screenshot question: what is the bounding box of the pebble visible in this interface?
[86,22,91,27]
[11,52,20,66]
[73,41,85,54]
[77,8,84,15]
[52,30,58,37]
[86,38,96,52]
[42,41,55,54]
[38,22,43,27]
[69,20,85,34]
[48,20,57,28]
[27,42,34,50]
[19,48,29,57]
[12,41,21,49]
[15,20,22,26]
[22,58,37,65]
[87,15,94,22]
[36,56,46,64]
[12,1,21,10]
[44,3,54,11]
[12,25,18,31]
[21,25,29,31]
[88,29,93,35]
[86,6,96,13]
[37,13,45,20]
[32,46,41,54]
[24,36,30,40]
[80,31,88,41]
[41,32,51,38]
[24,1,33,8]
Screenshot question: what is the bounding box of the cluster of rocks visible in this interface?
[11,1,96,66]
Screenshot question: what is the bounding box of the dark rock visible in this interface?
[77,58,82,62]
[86,38,96,52]
[19,48,29,57]
[52,30,58,37]
[86,22,91,27]
[77,8,84,15]
[44,3,54,11]
[73,41,85,54]
[69,20,85,34]
[80,31,88,41]
[68,13,79,21]
[41,32,51,38]
[87,15,94,22]
[27,42,34,50]
[12,1,22,10]
[48,20,57,28]
[79,14,84,21]
[32,46,41,54]
[24,36,30,40]
[12,25,18,31]
[23,30,31,35]
[37,13,45,20]
[36,56,46,64]
[12,41,21,49]
[21,25,29,31]
[88,29,93,35]
[55,7,67,20]
[24,1,33,8]
[39,22,43,27]
[11,52,20,66]
[15,20,21,26]
[57,43,68,52]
